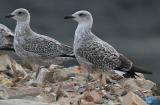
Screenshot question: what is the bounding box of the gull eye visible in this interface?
[18,12,23,15]
[79,13,86,17]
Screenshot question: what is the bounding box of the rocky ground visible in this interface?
[0,53,159,105]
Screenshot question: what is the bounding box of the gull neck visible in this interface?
[15,20,33,37]
[75,22,92,35]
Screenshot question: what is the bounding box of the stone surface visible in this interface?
[0,54,12,72]
[123,78,155,92]
[122,92,148,105]
[0,75,13,87]
[36,67,50,84]
[0,85,42,99]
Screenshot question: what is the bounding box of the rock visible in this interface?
[90,91,104,104]
[102,100,121,105]
[0,55,157,105]
[52,69,69,82]
[101,90,115,100]
[57,97,75,105]
[110,71,123,80]
[0,54,28,81]
[0,99,49,105]
[81,91,94,102]
[36,67,50,84]
[80,90,104,104]
[0,85,9,99]
[111,83,127,96]
[134,90,145,99]
[80,99,97,105]
[35,64,76,83]
[0,78,13,87]
[49,64,64,70]
[21,60,39,72]
[36,92,57,103]
[0,54,12,72]
[10,58,27,77]
[151,84,160,96]
[0,85,42,99]
[63,81,76,92]
[122,91,147,105]
[0,75,13,87]
[55,83,68,100]
[123,78,155,92]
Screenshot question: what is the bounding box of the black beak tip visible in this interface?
[5,14,14,18]
[64,16,75,19]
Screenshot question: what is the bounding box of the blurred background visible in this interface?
[0,0,160,83]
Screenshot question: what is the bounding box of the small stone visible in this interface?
[90,91,104,104]
[101,90,115,100]
[36,67,50,84]
[111,83,127,96]
[80,99,97,105]
[82,91,94,102]
[36,92,57,103]
[0,75,13,87]
[49,64,63,70]
[1,78,13,87]
[151,84,160,96]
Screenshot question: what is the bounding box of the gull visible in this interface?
[5,8,75,67]
[64,10,152,78]
[0,24,14,51]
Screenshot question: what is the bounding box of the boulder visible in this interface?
[123,78,155,92]
[0,99,49,105]
[122,91,147,105]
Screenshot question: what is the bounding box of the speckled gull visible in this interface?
[5,8,74,66]
[0,24,14,51]
[64,10,152,77]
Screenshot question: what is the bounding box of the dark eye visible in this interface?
[18,12,23,15]
[79,13,86,17]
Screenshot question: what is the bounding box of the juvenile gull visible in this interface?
[0,24,14,51]
[64,10,152,77]
[5,8,75,66]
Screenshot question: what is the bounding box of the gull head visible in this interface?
[5,8,30,22]
[64,10,93,24]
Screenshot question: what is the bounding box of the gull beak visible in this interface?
[64,15,75,19]
[5,14,15,18]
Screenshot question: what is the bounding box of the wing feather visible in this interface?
[76,39,120,69]
[21,35,73,58]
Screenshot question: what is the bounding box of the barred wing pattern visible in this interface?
[76,38,121,70]
[21,35,73,59]
[0,24,14,50]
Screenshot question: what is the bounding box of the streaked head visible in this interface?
[64,10,93,24]
[5,8,30,22]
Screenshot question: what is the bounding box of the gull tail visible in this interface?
[60,44,75,58]
[61,44,74,54]
[59,54,75,58]
[0,47,15,51]
[123,65,152,78]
